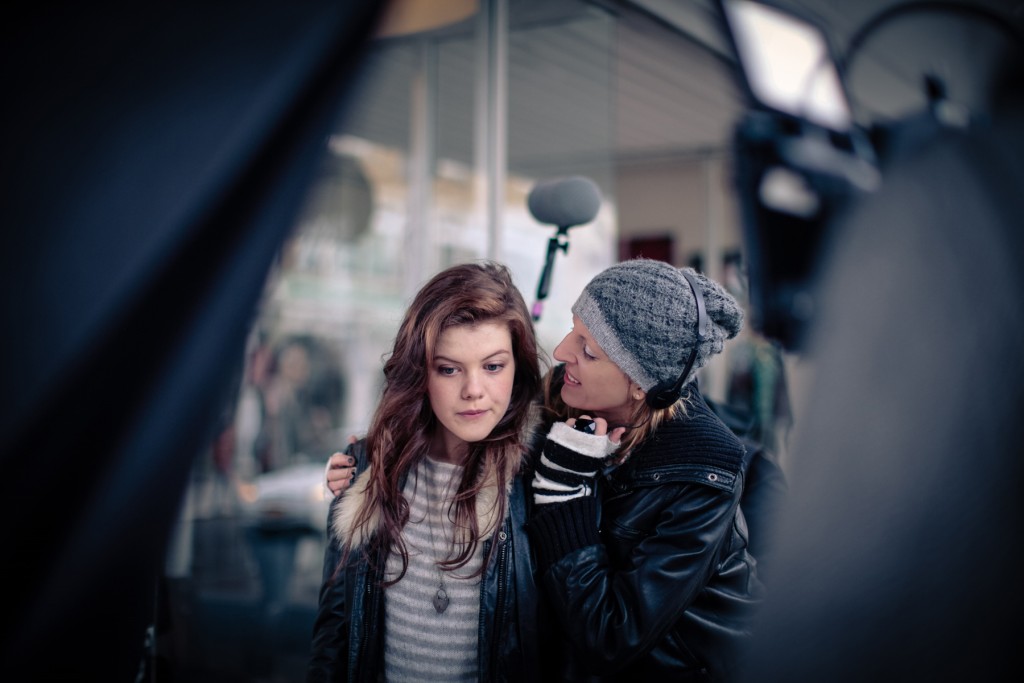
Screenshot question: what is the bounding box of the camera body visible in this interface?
[731,110,875,349]
[715,0,879,350]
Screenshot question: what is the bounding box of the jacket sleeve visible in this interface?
[740,442,788,580]
[529,482,740,675]
[306,494,350,682]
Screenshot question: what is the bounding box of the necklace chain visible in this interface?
[424,463,454,614]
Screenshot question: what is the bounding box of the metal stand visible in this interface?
[532,225,570,321]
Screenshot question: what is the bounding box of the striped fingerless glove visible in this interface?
[532,421,619,505]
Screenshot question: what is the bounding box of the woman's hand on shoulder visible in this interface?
[324,435,360,497]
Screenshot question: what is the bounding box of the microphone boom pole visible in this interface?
[532,225,570,321]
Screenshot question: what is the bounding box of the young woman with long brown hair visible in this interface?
[306,261,545,682]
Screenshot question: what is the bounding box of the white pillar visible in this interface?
[476,0,507,259]
[406,38,438,298]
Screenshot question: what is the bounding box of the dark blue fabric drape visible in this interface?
[0,1,385,679]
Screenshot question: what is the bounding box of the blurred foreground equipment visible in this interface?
[713,1,1024,680]
[0,1,385,679]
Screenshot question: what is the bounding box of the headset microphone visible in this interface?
[646,270,709,410]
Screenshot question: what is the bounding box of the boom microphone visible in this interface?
[527,176,602,321]
[527,176,601,228]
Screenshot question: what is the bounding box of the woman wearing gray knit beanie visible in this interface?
[529,257,760,682]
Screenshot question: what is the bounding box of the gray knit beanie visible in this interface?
[572,259,744,391]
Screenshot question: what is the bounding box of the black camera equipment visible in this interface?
[573,418,597,434]
[714,0,1022,351]
[715,0,880,350]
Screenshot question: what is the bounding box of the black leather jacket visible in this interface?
[307,441,543,682]
[529,388,763,682]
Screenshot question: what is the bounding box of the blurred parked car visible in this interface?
[238,461,332,534]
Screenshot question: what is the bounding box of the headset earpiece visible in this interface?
[645,270,708,410]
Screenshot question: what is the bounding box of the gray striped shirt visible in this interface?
[384,457,483,681]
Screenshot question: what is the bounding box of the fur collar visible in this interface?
[331,450,518,551]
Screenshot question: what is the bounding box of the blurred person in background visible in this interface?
[233,329,274,483]
[720,253,792,461]
[307,261,546,682]
[256,335,344,472]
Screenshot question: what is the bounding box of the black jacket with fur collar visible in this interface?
[306,439,544,682]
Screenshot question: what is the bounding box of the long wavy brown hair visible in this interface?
[346,261,543,584]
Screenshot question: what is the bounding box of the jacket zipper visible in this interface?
[354,552,381,682]
[493,524,510,680]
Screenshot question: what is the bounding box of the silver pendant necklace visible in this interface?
[432,581,450,614]
[425,470,451,614]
